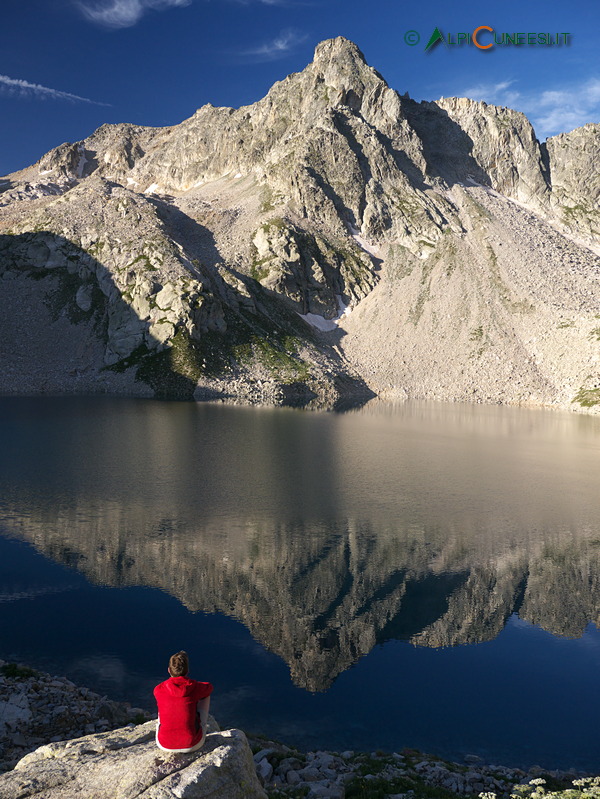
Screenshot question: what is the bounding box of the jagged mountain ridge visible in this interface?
[1,37,599,407]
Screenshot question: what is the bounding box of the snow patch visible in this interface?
[145,183,159,195]
[298,294,352,331]
[234,173,242,179]
[126,177,138,186]
[39,169,54,176]
[298,312,338,332]
[336,295,351,318]
[348,223,380,256]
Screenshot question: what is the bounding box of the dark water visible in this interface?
[1,396,600,770]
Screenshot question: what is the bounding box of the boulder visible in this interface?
[0,719,266,799]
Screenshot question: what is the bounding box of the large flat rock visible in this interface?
[0,720,266,798]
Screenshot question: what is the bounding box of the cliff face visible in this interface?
[1,37,599,409]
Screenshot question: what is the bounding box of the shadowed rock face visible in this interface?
[1,37,599,408]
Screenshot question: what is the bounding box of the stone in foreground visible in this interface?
[0,719,266,798]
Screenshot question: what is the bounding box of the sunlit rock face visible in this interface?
[0,719,266,799]
[1,37,600,409]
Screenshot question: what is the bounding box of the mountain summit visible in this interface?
[1,38,599,410]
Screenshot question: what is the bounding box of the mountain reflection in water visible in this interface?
[1,397,600,697]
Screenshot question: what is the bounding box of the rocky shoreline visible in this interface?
[246,737,590,799]
[0,659,595,798]
[0,659,152,772]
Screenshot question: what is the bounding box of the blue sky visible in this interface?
[1,0,598,176]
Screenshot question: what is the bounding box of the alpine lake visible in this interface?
[1,396,600,771]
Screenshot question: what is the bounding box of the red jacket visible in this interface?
[154,676,213,750]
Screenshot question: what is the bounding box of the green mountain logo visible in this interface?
[425,27,445,52]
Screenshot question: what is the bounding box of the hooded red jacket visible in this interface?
[154,676,213,750]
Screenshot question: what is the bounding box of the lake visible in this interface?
[1,396,600,771]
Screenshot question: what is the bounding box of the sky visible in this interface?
[1,0,598,176]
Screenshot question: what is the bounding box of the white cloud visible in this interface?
[240,28,308,61]
[456,77,600,139]
[461,79,521,109]
[0,74,110,106]
[78,0,191,28]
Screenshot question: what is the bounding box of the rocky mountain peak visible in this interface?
[307,36,395,118]
[313,36,366,62]
[0,38,599,411]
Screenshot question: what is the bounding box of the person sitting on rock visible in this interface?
[154,650,213,753]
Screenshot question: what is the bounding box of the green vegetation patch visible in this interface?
[127,253,157,272]
[572,386,600,407]
[266,788,309,798]
[259,186,284,214]
[345,773,457,799]
[1,663,38,679]
[35,269,107,327]
[137,333,205,400]
[105,334,204,400]
[250,255,273,283]
[236,336,311,383]
[106,295,315,399]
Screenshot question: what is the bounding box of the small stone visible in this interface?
[297,766,322,782]
[252,747,275,763]
[466,771,483,782]
[287,770,301,785]
[465,754,483,764]
[276,757,302,776]
[308,782,344,798]
[255,757,273,784]
[320,768,337,779]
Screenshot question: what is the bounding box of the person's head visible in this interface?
[168,650,189,677]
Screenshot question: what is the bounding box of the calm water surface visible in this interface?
[1,397,600,770]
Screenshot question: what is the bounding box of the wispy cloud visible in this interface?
[78,0,191,29]
[239,28,308,61]
[457,77,600,139]
[461,79,521,109]
[0,74,110,106]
